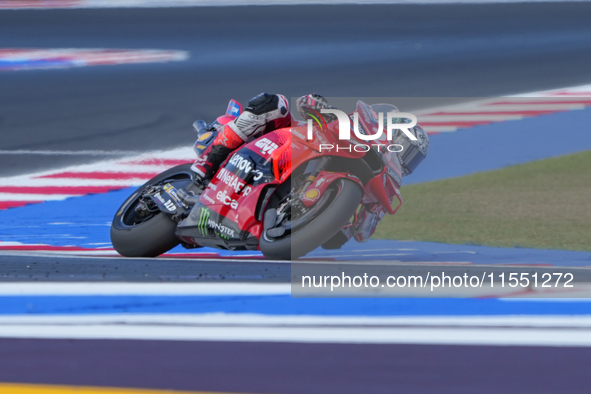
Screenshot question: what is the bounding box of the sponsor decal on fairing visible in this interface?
[154,193,176,212]
[254,138,279,155]
[229,154,253,174]
[215,168,252,196]
[216,190,239,209]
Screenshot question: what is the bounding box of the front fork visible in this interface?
[263,156,332,238]
[295,156,332,198]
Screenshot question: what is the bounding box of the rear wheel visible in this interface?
[259,178,363,260]
[110,164,194,257]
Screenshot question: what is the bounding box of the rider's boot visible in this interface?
[190,93,291,182]
[350,203,385,242]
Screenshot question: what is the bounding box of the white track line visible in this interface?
[0,49,188,70]
[0,179,153,188]
[0,147,195,205]
[0,193,77,201]
[1,323,591,347]
[3,314,591,328]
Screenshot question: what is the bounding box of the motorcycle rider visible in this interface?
[190,93,293,180]
[189,92,428,246]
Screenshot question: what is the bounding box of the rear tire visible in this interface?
[110,164,193,257]
[259,178,362,260]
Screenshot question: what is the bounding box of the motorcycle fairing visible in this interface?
[178,100,405,249]
[176,130,288,249]
[176,202,260,250]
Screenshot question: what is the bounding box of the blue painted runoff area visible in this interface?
[1,187,590,266]
[1,189,590,266]
[0,296,590,316]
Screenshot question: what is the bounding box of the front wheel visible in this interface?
[260,178,363,260]
[110,164,194,257]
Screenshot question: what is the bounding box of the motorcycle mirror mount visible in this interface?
[192,120,207,133]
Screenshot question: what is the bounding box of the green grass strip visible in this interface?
[374,150,591,251]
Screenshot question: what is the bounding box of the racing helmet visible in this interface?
[392,124,429,176]
[296,93,337,123]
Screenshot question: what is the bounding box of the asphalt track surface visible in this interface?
[2,4,591,393]
[2,3,591,176]
[0,253,292,281]
[3,252,591,284]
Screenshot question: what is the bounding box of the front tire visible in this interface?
[110,164,193,257]
[260,178,363,260]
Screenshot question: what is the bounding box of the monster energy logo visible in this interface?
[208,218,235,239]
[215,226,230,240]
[198,208,210,236]
[197,207,236,239]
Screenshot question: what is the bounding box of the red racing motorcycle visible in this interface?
[110,99,409,260]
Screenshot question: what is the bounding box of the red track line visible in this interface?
[37,171,159,180]
[0,185,126,195]
[0,245,104,251]
[424,110,561,116]
[160,253,264,259]
[120,159,193,166]
[490,100,591,105]
[418,121,492,127]
[0,201,43,210]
